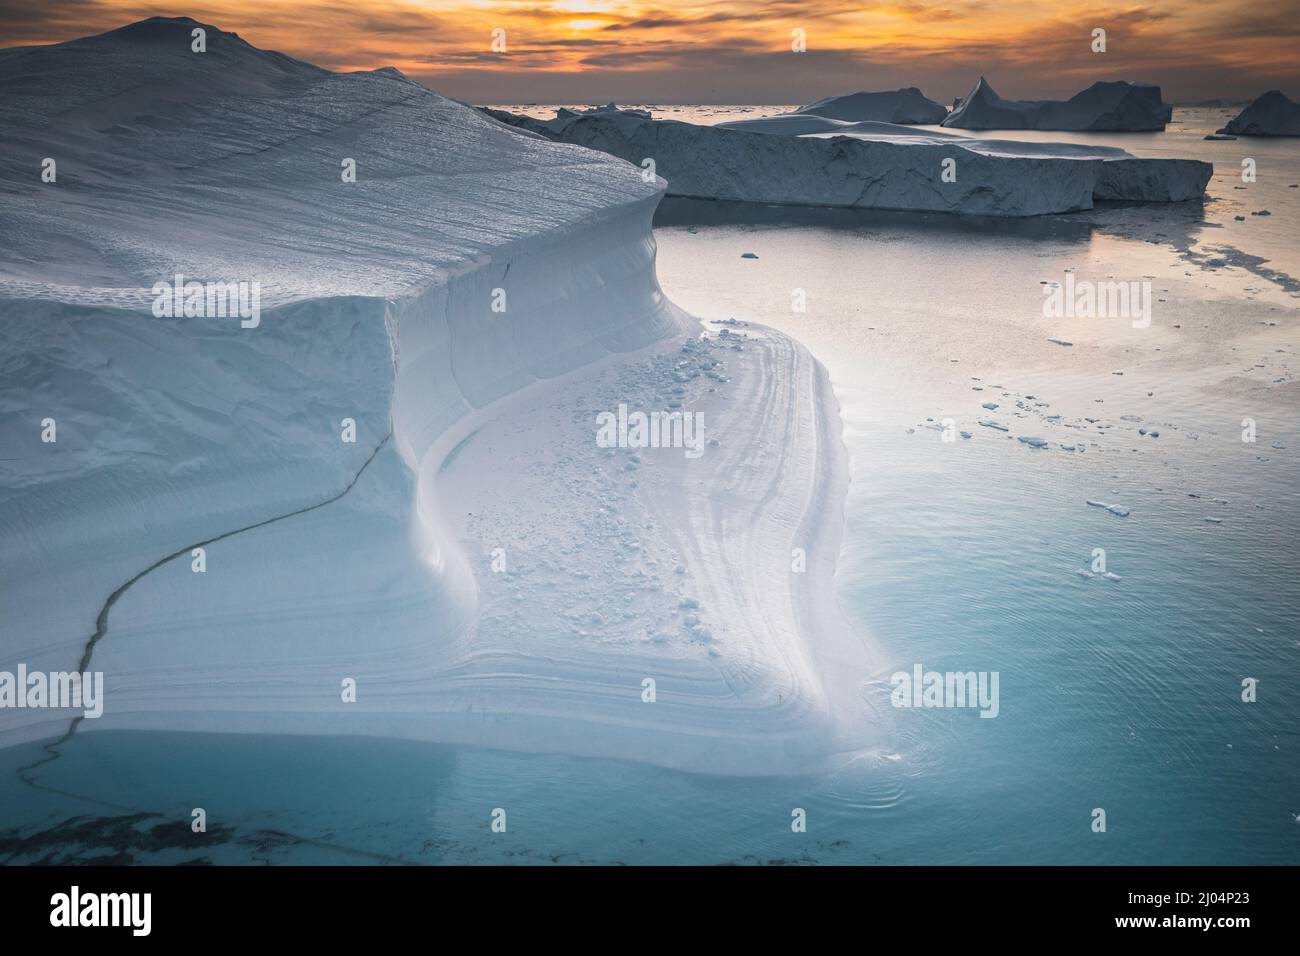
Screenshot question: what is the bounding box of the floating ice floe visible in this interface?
[1087,500,1131,517]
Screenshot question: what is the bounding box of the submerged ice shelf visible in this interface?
[0,18,883,774]
[485,107,1211,216]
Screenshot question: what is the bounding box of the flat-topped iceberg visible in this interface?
[711,88,947,135]
[794,87,948,124]
[943,78,1173,131]
[0,18,883,775]
[1217,91,1300,136]
[485,107,1211,216]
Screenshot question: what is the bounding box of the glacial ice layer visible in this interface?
[0,18,885,775]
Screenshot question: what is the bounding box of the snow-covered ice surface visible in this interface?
[485,107,1210,215]
[0,18,883,776]
[943,78,1173,131]
[1218,91,1300,137]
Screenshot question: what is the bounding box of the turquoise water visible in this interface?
[4,113,1298,866]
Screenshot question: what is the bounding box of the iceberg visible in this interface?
[716,113,869,136]
[943,78,1174,131]
[793,88,948,124]
[484,108,1210,216]
[1217,91,1300,136]
[0,18,884,775]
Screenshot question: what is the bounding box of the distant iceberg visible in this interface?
[795,88,948,124]
[942,78,1173,131]
[1217,91,1300,136]
[486,107,1211,216]
[713,89,946,135]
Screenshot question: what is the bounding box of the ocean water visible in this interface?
[3,109,1297,866]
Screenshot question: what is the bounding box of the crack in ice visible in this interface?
[15,430,393,791]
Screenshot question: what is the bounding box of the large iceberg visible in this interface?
[0,18,884,774]
[942,77,1174,131]
[794,88,948,124]
[486,108,1211,215]
[1217,91,1300,136]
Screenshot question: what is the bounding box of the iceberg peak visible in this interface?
[1217,90,1300,136]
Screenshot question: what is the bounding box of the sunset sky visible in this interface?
[2,1,1297,104]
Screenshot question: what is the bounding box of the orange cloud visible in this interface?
[1,1,1296,103]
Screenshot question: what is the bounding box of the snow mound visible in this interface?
[1217,91,1300,136]
[943,77,1173,131]
[486,107,1211,215]
[795,88,948,124]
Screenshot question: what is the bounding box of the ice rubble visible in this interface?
[0,18,883,773]
[1217,91,1300,136]
[485,107,1210,216]
[942,78,1174,131]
